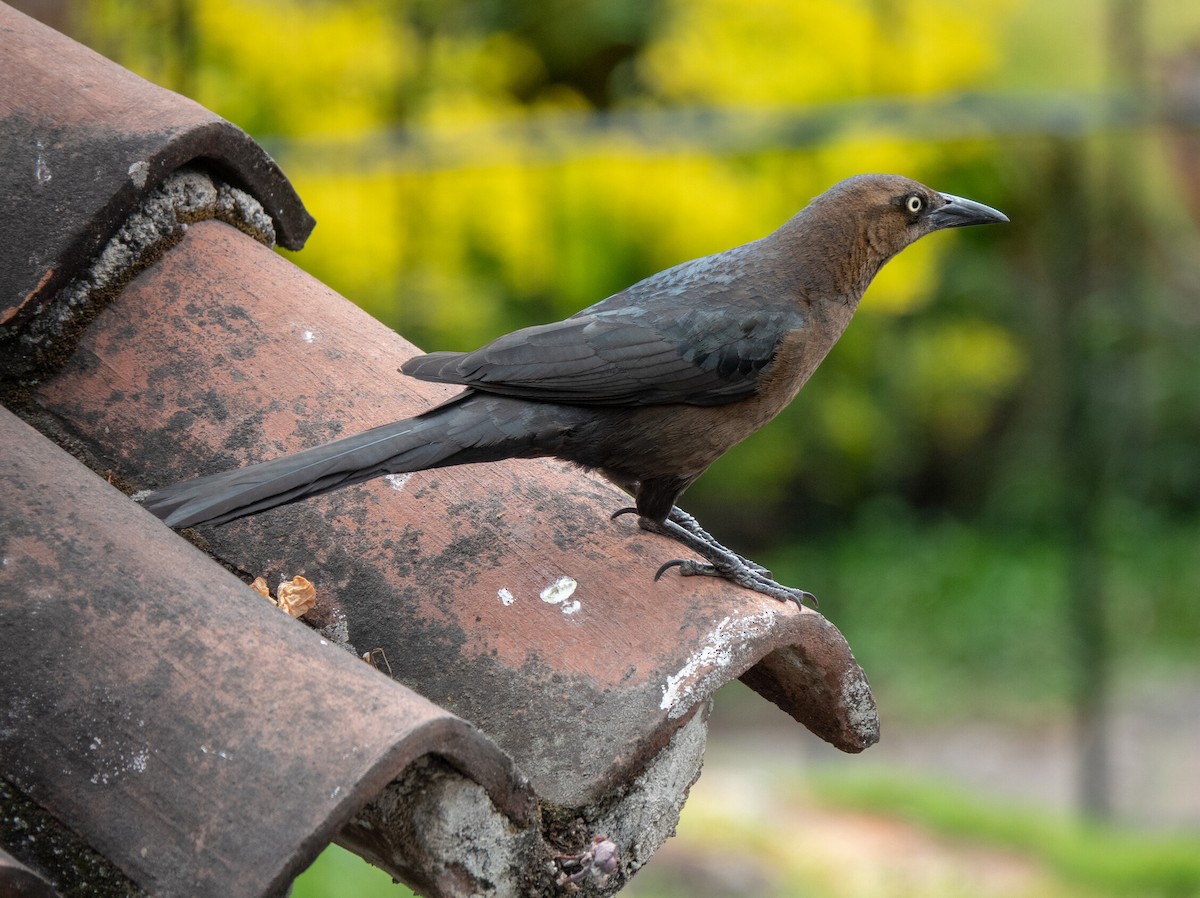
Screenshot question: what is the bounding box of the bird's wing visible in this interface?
[401,303,801,407]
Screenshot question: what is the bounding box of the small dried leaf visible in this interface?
[276,575,316,617]
[250,576,275,604]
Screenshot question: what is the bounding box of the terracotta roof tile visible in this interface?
[0,846,60,898]
[0,407,536,897]
[0,3,314,331]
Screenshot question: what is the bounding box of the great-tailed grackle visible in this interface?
[144,174,1006,605]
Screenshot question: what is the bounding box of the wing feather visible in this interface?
[401,246,803,407]
[402,307,800,407]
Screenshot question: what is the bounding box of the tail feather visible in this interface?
[143,396,551,528]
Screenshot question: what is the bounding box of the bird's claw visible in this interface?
[610,506,638,522]
[653,558,704,581]
[624,507,817,608]
[664,506,774,577]
[676,557,816,608]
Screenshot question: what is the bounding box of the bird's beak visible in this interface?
[930,193,1009,229]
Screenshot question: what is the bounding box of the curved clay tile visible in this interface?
[0,847,60,898]
[0,3,315,331]
[0,407,535,898]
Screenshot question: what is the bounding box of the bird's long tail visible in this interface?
[142,394,567,529]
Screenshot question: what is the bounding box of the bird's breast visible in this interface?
[573,326,837,480]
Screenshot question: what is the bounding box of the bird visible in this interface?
[144,174,1007,606]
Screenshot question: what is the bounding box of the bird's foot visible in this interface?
[611,507,815,608]
[661,506,774,577]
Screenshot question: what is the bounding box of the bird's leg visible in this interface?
[610,507,815,608]
[612,506,775,580]
[645,517,816,608]
[610,505,767,572]
[661,506,773,577]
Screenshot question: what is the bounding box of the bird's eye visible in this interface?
[905,194,924,215]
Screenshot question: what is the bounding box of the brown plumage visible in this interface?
[144,174,1007,605]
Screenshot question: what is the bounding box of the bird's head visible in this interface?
[795,174,1007,295]
[839,173,1006,251]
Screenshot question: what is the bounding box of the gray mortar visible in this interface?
[339,706,711,898]
[584,703,710,893]
[1,168,276,386]
[341,755,550,898]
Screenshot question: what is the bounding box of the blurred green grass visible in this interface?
[813,773,1200,898]
[623,766,1200,898]
[292,844,414,898]
[296,783,1200,898]
[762,503,1200,720]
